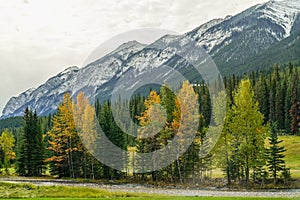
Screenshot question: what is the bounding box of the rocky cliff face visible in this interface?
[2,0,300,118]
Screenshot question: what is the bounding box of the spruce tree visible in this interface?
[284,83,292,133]
[255,74,269,123]
[269,79,276,123]
[266,123,286,184]
[160,84,176,124]
[275,82,285,129]
[31,111,45,175]
[290,69,300,135]
[97,100,126,179]
[16,107,44,176]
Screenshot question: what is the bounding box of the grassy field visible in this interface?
[0,196,297,200]
[278,136,300,178]
[279,136,300,169]
[203,135,300,182]
[0,181,153,198]
[212,136,300,179]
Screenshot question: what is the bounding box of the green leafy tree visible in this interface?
[212,91,234,184]
[0,129,15,173]
[226,78,268,185]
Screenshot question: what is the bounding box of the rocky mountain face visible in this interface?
[2,0,300,118]
[3,67,79,118]
[188,0,300,74]
[2,41,146,118]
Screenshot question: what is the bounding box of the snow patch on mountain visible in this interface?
[2,0,300,119]
[3,88,36,116]
[258,0,300,37]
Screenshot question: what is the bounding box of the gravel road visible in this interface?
[1,178,300,198]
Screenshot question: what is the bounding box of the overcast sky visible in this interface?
[0,0,269,114]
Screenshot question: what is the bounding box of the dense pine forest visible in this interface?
[0,63,299,188]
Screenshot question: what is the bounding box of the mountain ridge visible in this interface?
[2,0,300,118]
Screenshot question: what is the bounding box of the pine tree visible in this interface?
[266,123,286,184]
[275,81,285,129]
[97,100,126,180]
[160,84,176,124]
[199,82,211,126]
[255,74,269,123]
[284,83,292,133]
[32,111,45,175]
[16,108,44,176]
[269,79,276,123]
[290,70,300,135]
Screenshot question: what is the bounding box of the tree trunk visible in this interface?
[69,137,75,179]
[84,154,87,179]
[245,134,250,186]
[274,169,277,185]
[226,158,231,185]
[245,150,250,186]
[176,155,182,184]
[91,161,95,180]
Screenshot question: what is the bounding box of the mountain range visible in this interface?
[2,0,300,119]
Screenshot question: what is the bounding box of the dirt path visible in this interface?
[1,178,300,197]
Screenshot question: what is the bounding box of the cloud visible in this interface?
[0,0,268,114]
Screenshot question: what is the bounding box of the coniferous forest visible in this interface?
[0,63,300,188]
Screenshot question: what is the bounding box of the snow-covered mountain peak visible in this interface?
[115,40,145,50]
[24,87,36,95]
[110,40,146,55]
[187,18,225,40]
[9,87,35,102]
[2,0,300,119]
[146,34,181,51]
[98,40,147,63]
[58,66,79,76]
[258,0,300,37]
[2,87,36,117]
[156,34,180,45]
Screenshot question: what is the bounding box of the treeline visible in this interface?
[225,63,300,134]
[0,63,299,187]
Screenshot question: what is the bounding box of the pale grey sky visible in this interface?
[0,0,268,113]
